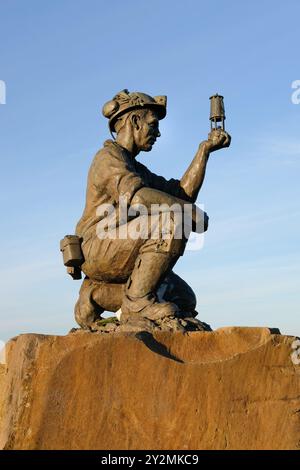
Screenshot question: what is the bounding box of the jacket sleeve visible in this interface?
[137,163,191,201]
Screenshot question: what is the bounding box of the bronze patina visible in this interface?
[61,89,231,332]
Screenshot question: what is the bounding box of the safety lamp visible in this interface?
[209,94,225,131]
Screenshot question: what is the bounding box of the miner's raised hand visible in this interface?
[205,128,231,153]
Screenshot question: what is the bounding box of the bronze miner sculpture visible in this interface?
[61,90,231,332]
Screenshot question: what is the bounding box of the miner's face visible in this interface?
[132,109,161,152]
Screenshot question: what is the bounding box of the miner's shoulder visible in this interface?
[90,140,123,166]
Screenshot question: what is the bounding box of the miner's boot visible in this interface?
[120,251,180,321]
[74,278,104,328]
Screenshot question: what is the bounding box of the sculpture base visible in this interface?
[0,327,299,450]
[86,313,211,333]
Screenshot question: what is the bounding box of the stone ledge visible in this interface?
[0,327,299,449]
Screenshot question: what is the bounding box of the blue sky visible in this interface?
[0,0,299,340]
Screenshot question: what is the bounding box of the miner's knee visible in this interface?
[146,211,188,257]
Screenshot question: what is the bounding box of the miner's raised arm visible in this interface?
[179,128,231,203]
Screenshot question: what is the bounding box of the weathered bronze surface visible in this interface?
[63,89,231,331]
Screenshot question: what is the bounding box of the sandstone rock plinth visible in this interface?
[0,327,299,449]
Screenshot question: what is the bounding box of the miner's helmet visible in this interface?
[102,89,167,133]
